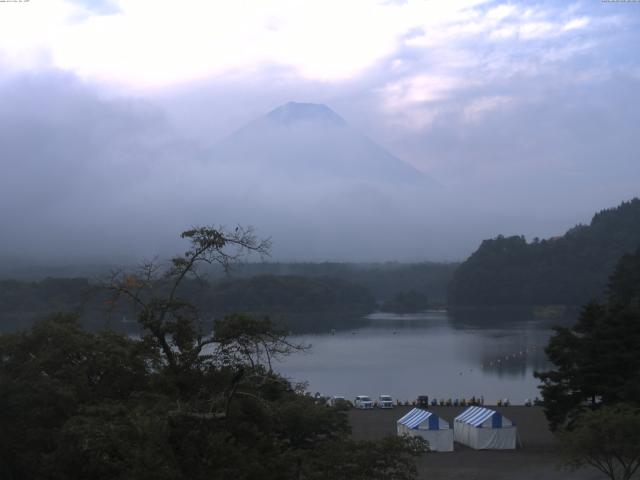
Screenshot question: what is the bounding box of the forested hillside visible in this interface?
[448,198,640,306]
[0,275,375,333]
[206,261,457,304]
[199,275,377,332]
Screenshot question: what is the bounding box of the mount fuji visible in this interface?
[210,102,434,186]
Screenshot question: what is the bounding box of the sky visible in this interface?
[1,0,639,264]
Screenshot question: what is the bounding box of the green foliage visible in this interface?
[0,313,156,479]
[535,247,640,430]
[449,198,640,306]
[608,249,640,309]
[206,261,457,304]
[0,258,457,333]
[0,226,425,480]
[559,405,640,480]
[0,278,92,331]
[0,274,375,334]
[204,274,375,316]
[0,309,424,479]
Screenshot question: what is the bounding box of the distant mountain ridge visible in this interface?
[265,101,348,127]
[212,101,432,185]
[448,198,640,306]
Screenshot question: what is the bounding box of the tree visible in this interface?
[1,225,427,480]
[448,198,640,307]
[0,313,157,480]
[104,225,271,374]
[560,405,640,480]
[302,436,428,480]
[535,247,640,430]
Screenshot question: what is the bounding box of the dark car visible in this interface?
[416,395,429,408]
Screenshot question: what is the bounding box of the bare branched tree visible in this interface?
[103,225,271,372]
[213,314,308,372]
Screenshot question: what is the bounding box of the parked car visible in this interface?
[416,395,430,408]
[354,395,374,409]
[378,395,394,408]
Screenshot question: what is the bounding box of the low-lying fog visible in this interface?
[1,71,637,268]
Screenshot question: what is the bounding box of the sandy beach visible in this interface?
[349,406,603,480]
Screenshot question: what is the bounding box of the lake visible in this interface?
[274,309,571,405]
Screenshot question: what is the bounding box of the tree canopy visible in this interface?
[535,247,640,430]
[559,404,640,480]
[0,258,457,335]
[0,226,427,480]
[0,274,376,334]
[448,198,640,306]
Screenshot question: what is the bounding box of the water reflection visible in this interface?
[275,309,571,403]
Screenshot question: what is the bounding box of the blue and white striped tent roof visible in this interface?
[397,408,441,430]
[455,406,510,428]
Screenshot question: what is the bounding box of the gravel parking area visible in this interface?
[348,406,603,480]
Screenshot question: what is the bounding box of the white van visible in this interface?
[378,394,394,408]
[354,395,374,409]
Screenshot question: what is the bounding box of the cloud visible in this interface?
[518,21,554,40]
[381,74,467,107]
[0,1,638,264]
[363,1,634,136]
[485,4,516,22]
[67,0,120,15]
[0,1,628,95]
[0,0,493,86]
[563,16,589,32]
[462,95,515,123]
[0,70,459,263]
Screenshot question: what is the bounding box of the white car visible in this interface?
[354,395,374,409]
[378,394,394,408]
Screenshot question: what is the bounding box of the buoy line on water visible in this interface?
[482,345,539,368]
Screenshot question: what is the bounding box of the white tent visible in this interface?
[453,406,517,450]
[396,408,454,452]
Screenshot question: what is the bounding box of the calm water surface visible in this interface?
[275,309,566,404]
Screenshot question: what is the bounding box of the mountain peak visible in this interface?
[265,102,347,127]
